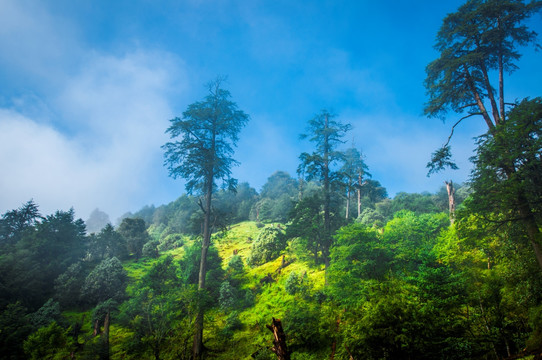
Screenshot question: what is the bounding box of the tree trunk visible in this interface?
[517,198,542,271]
[101,311,110,360]
[445,181,456,224]
[266,318,290,360]
[345,185,350,220]
[357,172,362,218]
[464,65,495,132]
[193,181,213,360]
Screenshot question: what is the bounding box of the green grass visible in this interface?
[61,221,325,359]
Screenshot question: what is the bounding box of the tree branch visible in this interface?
[444,112,482,147]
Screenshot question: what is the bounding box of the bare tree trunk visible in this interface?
[357,172,363,218]
[498,50,505,124]
[445,181,456,224]
[464,65,495,132]
[93,319,100,337]
[193,181,213,360]
[101,311,110,360]
[267,318,290,360]
[345,186,350,220]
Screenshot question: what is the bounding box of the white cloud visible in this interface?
[0,50,189,222]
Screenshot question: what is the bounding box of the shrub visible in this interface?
[142,239,159,258]
[158,233,184,252]
[248,227,286,266]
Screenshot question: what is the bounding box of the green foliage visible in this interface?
[117,218,150,260]
[23,321,74,360]
[253,171,298,223]
[328,224,389,306]
[141,255,179,295]
[162,77,250,194]
[357,208,385,227]
[424,0,541,120]
[142,239,160,258]
[29,298,61,329]
[470,97,542,222]
[0,302,32,359]
[54,261,87,308]
[283,301,325,352]
[81,257,128,305]
[227,254,244,275]
[248,226,286,266]
[218,280,237,311]
[88,223,128,262]
[179,240,225,299]
[158,233,184,251]
[0,205,87,310]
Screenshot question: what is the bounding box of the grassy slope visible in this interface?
[209,221,325,359]
[62,221,324,359]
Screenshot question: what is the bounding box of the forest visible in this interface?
[1,0,542,359]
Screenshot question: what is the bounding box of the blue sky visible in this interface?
[1,0,541,222]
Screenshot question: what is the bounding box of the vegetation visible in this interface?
[1,1,541,359]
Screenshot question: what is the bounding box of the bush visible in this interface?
[142,239,159,258]
[219,281,237,311]
[248,227,286,266]
[158,233,184,252]
[227,255,244,275]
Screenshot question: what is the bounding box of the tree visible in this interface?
[0,200,41,247]
[248,226,287,266]
[424,0,542,268]
[469,98,542,267]
[424,0,541,132]
[89,224,128,261]
[162,77,249,359]
[298,109,351,282]
[340,147,370,220]
[81,257,127,305]
[253,171,298,223]
[117,218,149,260]
[23,321,74,360]
[86,208,111,234]
[120,257,182,360]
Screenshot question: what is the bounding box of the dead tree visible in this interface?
[445,180,456,224]
[266,317,290,360]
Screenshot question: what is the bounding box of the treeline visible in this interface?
[1,177,541,359]
[124,170,471,242]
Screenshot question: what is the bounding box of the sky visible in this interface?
[0,0,541,222]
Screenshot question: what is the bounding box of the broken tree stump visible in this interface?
[266,317,290,360]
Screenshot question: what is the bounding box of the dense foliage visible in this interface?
[1,1,541,358]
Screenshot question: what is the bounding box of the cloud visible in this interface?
[0,50,188,222]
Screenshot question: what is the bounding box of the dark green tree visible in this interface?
[424,0,542,268]
[287,194,326,265]
[469,98,542,267]
[0,200,40,247]
[253,171,298,223]
[89,223,128,261]
[23,321,74,360]
[162,77,249,359]
[81,257,127,305]
[0,302,32,359]
[117,218,149,260]
[298,109,351,281]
